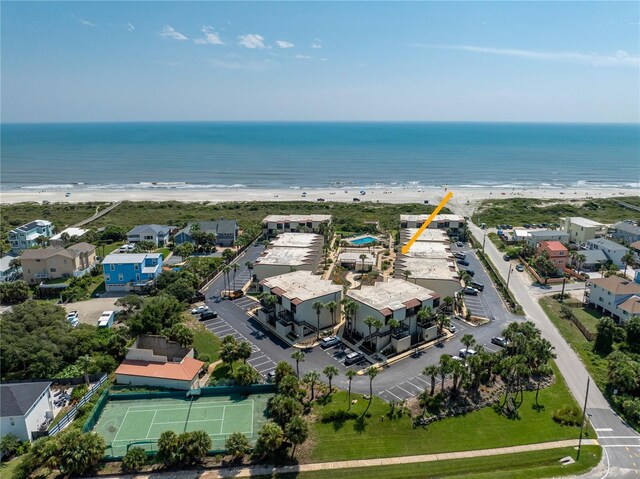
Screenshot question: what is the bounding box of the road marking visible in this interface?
[595,428,614,432]
[252,360,273,368]
[405,380,424,392]
[598,436,640,439]
[248,354,267,363]
[384,389,403,401]
[402,192,453,254]
[413,376,431,386]
[394,384,413,396]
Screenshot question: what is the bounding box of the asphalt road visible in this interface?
[201,241,522,404]
[467,222,640,476]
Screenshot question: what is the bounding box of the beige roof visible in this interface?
[347,278,436,312]
[396,256,459,281]
[263,214,332,223]
[255,247,316,266]
[400,214,464,223]
[618,296,640,315]
[261,270,341,302]
[400,241,452,259]
[270,233,323,248]
[21,246,76,261]
[67,242,96,254]
[50,227,88,241]
[565,217,604,228]
[590,276,640,295]
[400,229,449,243]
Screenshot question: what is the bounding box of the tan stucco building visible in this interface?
[21,242,96,284]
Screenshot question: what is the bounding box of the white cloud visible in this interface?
[78,18,97,28]
[294,54,312,59]
[160,25,188,41]
[311,39,322,49]
[209,58,272,71]
[238,33,266,49]
[276,40,294,49]
[413,44,640,67]
[127,23,135,32]
[194,25,223,45]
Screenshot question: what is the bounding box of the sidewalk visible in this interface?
[165,439,597,479]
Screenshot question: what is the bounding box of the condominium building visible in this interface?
[262,215,332,238]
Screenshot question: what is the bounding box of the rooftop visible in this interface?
[590,276,640,295]
[66,242,96,254]
[177,220,238,237]
[529,230,569,238]
[618,295,640,315]
[338,252,376,265]
[1,382,51,417]
[613,221,640,235]
[587,238,630,252]
[630,241,640,250]
[0,254,19,272]
[127,224,175,235]
[115,357,203,381]
[102,252,162,265]
[13,220,52,233]
[540,241,568,252]
[400,214,464,223]
[565,217,604,228]
[50,227,88,241]
[400,228,449,243]
[21,246,76,261]
[255,247,316,266]
[263,214,332,223]
[577,249,608,264]
[260,270,341,302]
[270,233,323,248]
[400,241,452,259]
[395,256,458,281]
[347,278,436,312]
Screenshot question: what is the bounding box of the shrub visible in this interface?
[0,433,21,457]
[122,446,147,472]
[320,409,359,423]
[553,405,582,426]
[71,384,88,402]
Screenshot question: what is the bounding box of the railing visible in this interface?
[48,374,108,436]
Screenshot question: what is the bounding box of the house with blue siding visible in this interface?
[8,220,54,254]
[102,252,163,292]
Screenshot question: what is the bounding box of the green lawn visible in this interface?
[488,232,506,251]
[310,363,592,462]
[155,247,171,260]
[267,446,600,479]
[0,455,23,479]
[98,241,124,256]
[540,298,609,387]
[192,324,222,362]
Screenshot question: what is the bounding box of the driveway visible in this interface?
[63,296,121,326]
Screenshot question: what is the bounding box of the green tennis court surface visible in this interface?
[92,393,272,457]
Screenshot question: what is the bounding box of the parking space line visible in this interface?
[248,354,267,363]
[394,385,412,396]
[384,389,403,401]
[252,360,273,368]
[484,344,499,353]
[413,376,430,386]
[405,380,424,392]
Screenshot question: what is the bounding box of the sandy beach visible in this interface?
[2,186,638,217]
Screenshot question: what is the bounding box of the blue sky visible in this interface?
[1,1,638,123]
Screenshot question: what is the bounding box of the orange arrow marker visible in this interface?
[401,191,453,255]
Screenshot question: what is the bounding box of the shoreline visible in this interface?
[1,186,638,209]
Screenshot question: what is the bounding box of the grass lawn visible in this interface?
[264,446,600,479]
[191,321,222,362]
[310,363,592,462]
[98,241,124,256]
[155,247,171,260]
[540,297,609,387]
[488,232,506,251]
[0,455,24,479]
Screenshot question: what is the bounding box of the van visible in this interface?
[97,310,115,328]
[454,252,466,260]
[470,281,484,291]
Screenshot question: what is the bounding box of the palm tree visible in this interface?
[262,294,278,322]
[303,370,320,401]
[436,311,450,335]
[388,318,401,337]
[423,364,439,396]
[364,366,379,414]
[450,360,466,397]
[364,316,376,346]
[345,369,357,409]
[245,260,254,270]
[232,263,239,285]
[402,270,412,282]
[323,365,339,394]
[576,253,587,275]
[439,354,453,390]
[237,341,253,363]
[222,265,231,292]
[372,318,384,351]
[325,300,338,326]
[312,301,324,339]
[416,307,432,340]
[359,253,367,273]
[534,364,553,407]
[341,299,359,336]
[622,251,635,276]
[460,333,476,357]
[442,296,454,313]
[77,355,93,386]
[291,350,305,379]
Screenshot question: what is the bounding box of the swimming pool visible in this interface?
[350,236,378,245]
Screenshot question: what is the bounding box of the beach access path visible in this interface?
[71,201,122,227]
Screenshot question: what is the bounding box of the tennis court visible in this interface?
[92,393,272,457]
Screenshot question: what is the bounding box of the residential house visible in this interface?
[262,215,332,238]
[126,224,175,247]
[611,221,640,244]
[49,227,89,247]
[586,238,630,268]
[570,249,608,272]
[174,220,239,247]
[102,252,163,292]
[338,251,376,272]
[253,233,323,281]
[561,217,606,244]
[258,271,342,341]
[526,230,570,249]
[1,382,54,442]
[8,220,54,254]
[0,255,21,283]
[347,278,439,353]
[537,241,568,272]
[115,335,203,390]
[587,276,640,323]
[400,214,465,234]
[21,242,97,285]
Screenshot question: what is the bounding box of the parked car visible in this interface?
[200,310,218,321]
[503,254,511,261]
[448,324,457,333]
[190,291,206,303]
[317,198,326,202]
[462,287,479,295]
[454,252,466,260]
[457,259,469,266]
[353,198,361,202]
[456,241,464,247]
[66,311,79,322]
[344,352,364,365]
[523,223,532,228]
[191,305,209,315]
[470,281,484,291]
[491,336,509,348]
[452,355,464,362]
[222,289,244,300]
[516,264,525,272]
[459,348,477,358]
[267,371,277,382]
[320,336,341,349]
[465,269,475,277]
[424,200,430,204]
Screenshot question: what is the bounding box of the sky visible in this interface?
[1,1,639,123]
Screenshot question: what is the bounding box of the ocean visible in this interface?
[1,122,638,191]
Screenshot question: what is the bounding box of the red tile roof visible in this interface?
[271,287,286,296]
[402,298,421,309]
[115,357,203,381]
[541,241,568,252]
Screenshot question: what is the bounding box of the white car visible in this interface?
[66,311,79,322]
[191,305,209,315]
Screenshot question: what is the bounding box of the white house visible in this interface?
[126,224,175,247]
[49,227,89,247]
[1,382,54,442]
[253,233,323,281]
[562,217,606,244]
[586,238,630,268]
[0,255,21,283]
[526,230,570,249]
[587,276,640,324]
[400,214,465,234]
[258,270,342,341]
[611,221,640,244]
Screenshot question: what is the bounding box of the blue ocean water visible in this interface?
[1,122,638,191]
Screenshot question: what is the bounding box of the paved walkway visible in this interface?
[118,439,598,479]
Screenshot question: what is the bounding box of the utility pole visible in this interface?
[482,234,486,254]
[506,265,513,290]
[577,377,590,461]
[560,277,566,302]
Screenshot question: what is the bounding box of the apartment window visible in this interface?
[50,268,56,272]
[134,264,139,270]
[10,418,14,426]
[118,273,124,281]
[110,264,115,271]
[136,274,140,281]
[105,274,110,281]
[36,259,41,262]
